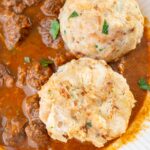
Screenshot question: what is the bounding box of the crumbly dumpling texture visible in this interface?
[38,58,135,148]
[59,0,144,62]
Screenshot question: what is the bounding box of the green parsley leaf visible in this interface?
[24,57,31,63]
[95,44,103,51]
[69,11,79,18]
[95,44,98,48]
[86,122,92,128]
[102,19,109,35]
[99,49,103,51]
[50,20,60,40]
[40,58,53,67]
[138,78,150,91]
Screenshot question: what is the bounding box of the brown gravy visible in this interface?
[0,1,149,150]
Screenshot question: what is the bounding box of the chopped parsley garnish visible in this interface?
[50,20,60,40]
[95,44,103,51]
[86,122,92,128]
[138,78,150,91]
[40,58,53,67]
[95,45,98,48]
[24,57,31,63]
[69,11,79,18]
[102,19,109,35]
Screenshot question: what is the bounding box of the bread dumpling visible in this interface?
[59,0,144,62]
[38,57,136,148]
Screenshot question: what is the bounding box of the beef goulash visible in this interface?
[0,0,149,150]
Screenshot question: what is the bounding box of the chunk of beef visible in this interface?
[23,94,50,147]
[50,52,75,69]
[2,117,27,146]
[22,93,50,147]
[25,119,50,147]
[24,94,39,120]
[16,66,27,87]
[2,0,27,14]
[0,63,14,88]
[17,62,52,90]
[38,17,63,49]
[26,62,52,90]
[41,0,64,17]
[0,11,31,50]
[23,0,41,6]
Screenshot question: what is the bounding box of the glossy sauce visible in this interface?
[0,2,150,150]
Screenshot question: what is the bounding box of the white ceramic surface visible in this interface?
[138,0,150,20]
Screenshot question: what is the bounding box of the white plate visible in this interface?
[138,0,150,20]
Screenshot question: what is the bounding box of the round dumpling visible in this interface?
[59,0,144,62]
[38,57,135,148]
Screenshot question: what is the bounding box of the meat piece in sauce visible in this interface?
[41,0,65,17]
[2,117,27,146]
[0,11,31,50]
[24,94,40,120]
[0,63,14,88]
[38,17,63,49]
[16,66,27,88]
[23,94,50,147]
[26,62,52,90]
[2,0,27,14]
[25,119,50,147]
[17,62,52,90]
[49,52,75,69]
[23,0,41,6]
